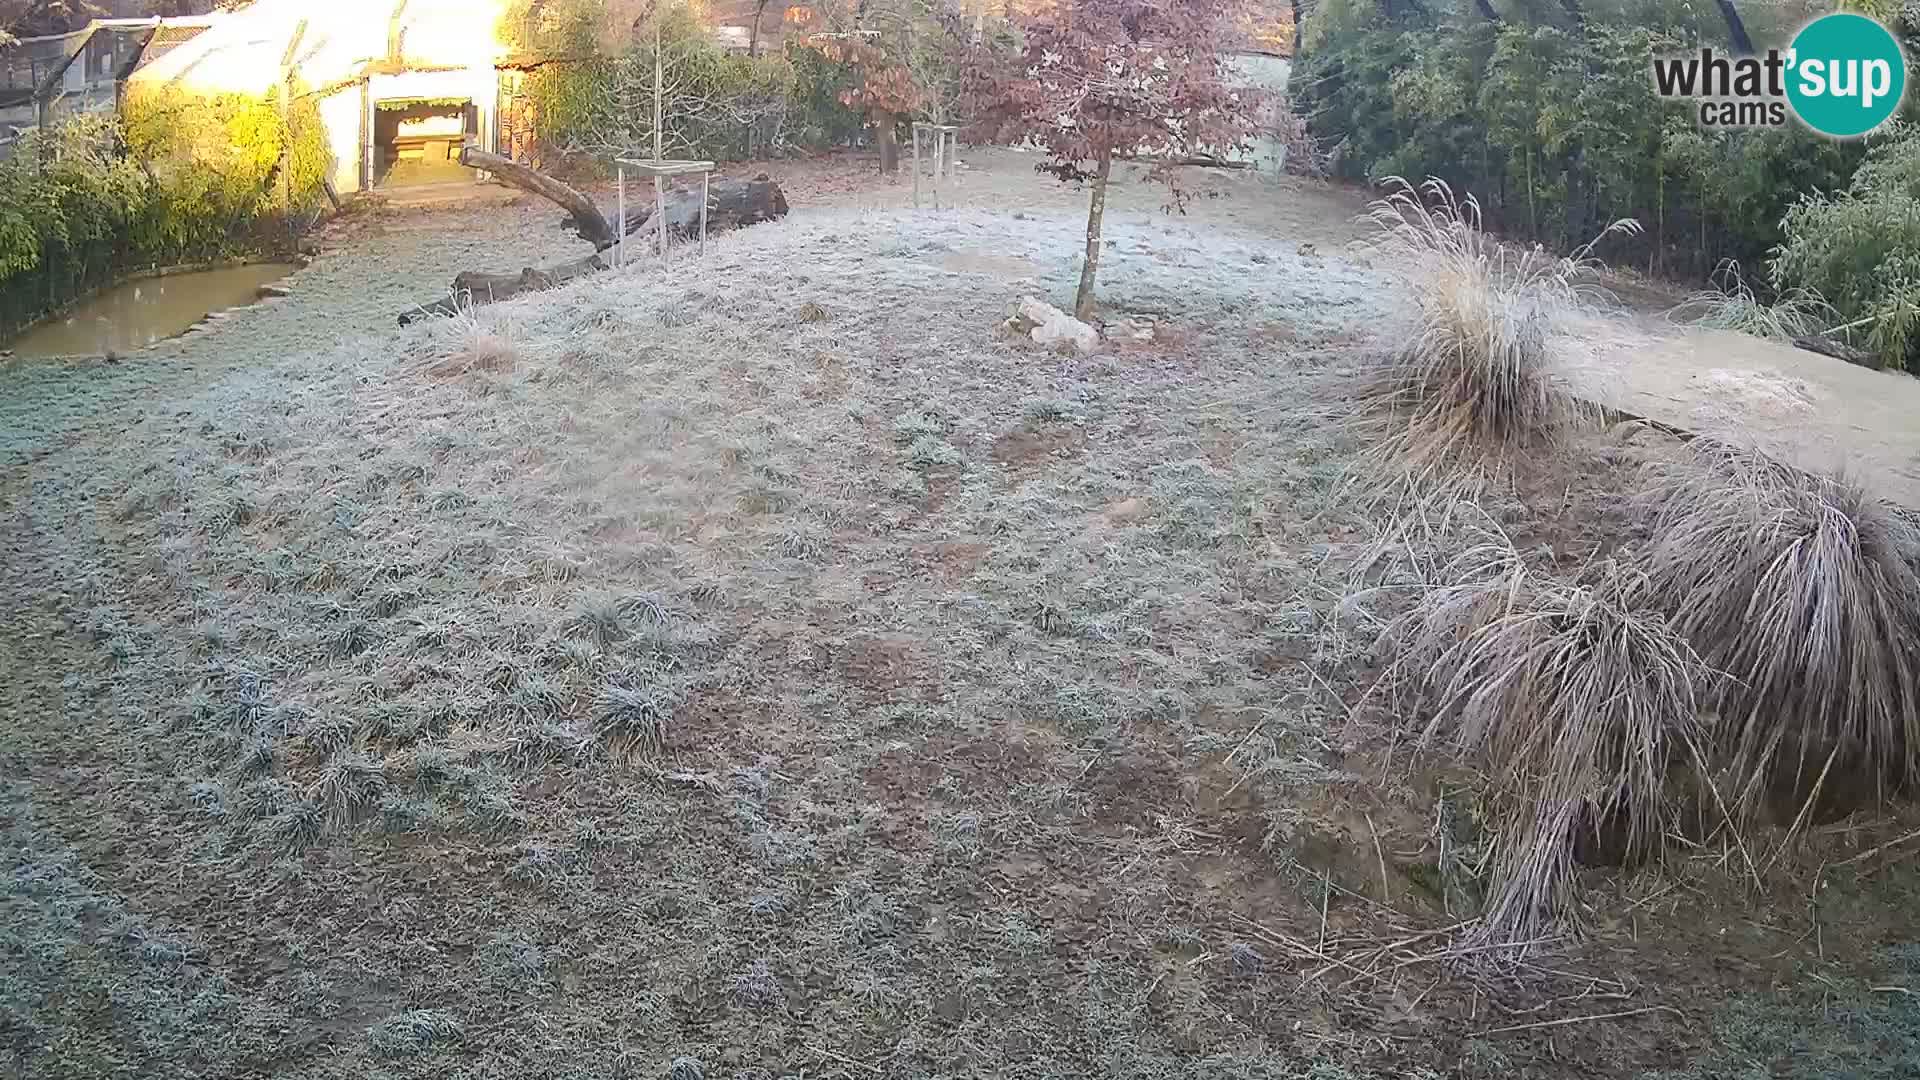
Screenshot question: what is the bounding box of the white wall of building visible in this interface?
[315,84,364,194]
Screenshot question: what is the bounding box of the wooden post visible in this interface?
[616,163,626,268]
[653,15,664,163]
[360,77,373,191]
[912,125,921,209]
[654,12,666,263]
[655,174,667,261]
[700,170,710,257]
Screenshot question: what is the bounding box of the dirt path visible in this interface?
[1561,310,1920,507]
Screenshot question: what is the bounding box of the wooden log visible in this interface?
[459,146,617,249]
[611,173,790,242]
[397,157,789,326]
[398,252,609,325]
[1792,334,1885,370]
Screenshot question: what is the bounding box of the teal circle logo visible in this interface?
[1786,13,1906,138]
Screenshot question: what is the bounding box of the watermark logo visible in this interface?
[1651,13,1906,138]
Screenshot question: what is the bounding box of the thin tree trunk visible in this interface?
[877,111,899,175]
[750,0,770,58]
[1075,148,1113,322]
[1715,0,1755,54]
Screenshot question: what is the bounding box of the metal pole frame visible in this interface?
[912,125,922,209]
[700,171,710,257]
[616,163,626,268]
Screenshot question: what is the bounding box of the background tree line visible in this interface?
[1295,0,1920,367]
[502,0,974,173]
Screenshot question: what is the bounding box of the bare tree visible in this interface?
[749,0,772,58]
[559,24,800,160]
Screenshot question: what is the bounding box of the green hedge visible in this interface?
[1773,125,1920,370]
[0,87,328,340]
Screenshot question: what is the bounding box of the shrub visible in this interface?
[1385,544,1712,945]
[122,85,328,260]
[515,7,854,164]
[0,115,148,334]
[0,90,327,337]
[1637,440,1920,824]
[1772,124,1920,370]
[1352,177,1623,482]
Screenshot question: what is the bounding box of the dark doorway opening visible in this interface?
[374,99,477,188]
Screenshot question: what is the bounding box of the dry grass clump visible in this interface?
[1354,178,1631,484]
[595,680,676,757]
[1385,539,1713,945]
[1638,440,1920,823]
[1669,260,1834,341]
[423,307,521,378]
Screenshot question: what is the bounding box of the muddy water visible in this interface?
[4,264,298,358]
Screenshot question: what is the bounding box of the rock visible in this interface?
[668,1056,705,1080]
[1009,297,1098,355]
[258,283,293,299]
[1117,316,1155,342]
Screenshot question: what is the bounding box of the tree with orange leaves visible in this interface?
[967,0,1258,320]
[800,0,973,176]
[813,30,920,174]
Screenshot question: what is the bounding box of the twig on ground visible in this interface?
[1469,1004,1681,1038]
[1318,872,1331,952]
[1366,811,1391,905]
[1836,827,1920,868]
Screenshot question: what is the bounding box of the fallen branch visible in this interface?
[1792,333,1884,370]
[1469,1005,1680,1039]
[398,147,790,325]
[1835,826,1920,868]
[463,146,616,248]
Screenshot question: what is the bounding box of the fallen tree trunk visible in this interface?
[1793,334,1884,370]
[610,175,791,243]
[398,148,790,326]
[464,147,617,249]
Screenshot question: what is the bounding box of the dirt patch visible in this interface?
[910,540,990,583]
[836,633,938,704]
[991,425,1087,472]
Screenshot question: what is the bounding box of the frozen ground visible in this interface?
[2,153,1916,1080]
[0,197,582,467]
